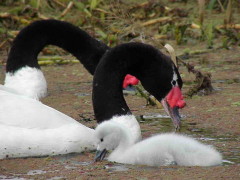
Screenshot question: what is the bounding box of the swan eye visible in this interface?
[100,138,104,142]
[171,80,176,86]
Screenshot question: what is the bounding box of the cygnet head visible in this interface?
[94,121,130,161]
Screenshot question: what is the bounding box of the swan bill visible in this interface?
[161,99,181,131]
[95,149,108,162]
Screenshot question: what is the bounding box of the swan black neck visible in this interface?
[93,42,182,123]
[6,19,109,74]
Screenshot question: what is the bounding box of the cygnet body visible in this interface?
[95,121,222,166]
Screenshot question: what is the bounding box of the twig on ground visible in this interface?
[135,86,161,107]
[60,1,74,17]
[217,24,240,30]
[177,57,214,97]
[0,40,8,49]
[141,17,173,26]
[52,0,66,8]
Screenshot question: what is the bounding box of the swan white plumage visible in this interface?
[0,85,96,159]
[95,121,222,166]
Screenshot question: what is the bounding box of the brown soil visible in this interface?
[0,46,239,179]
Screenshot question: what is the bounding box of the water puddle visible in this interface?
[212,79,240,84]
[53,153,94,170]
[105,164,129,172]
[64,165,78,170]
[7,169,59,179]
[0,175,25,180]
[47,177,65,180]
[222,160,235,165]
[54,152,81,162]
[27,169,47,175]
[74,92,90,97]
[140,114,170,119]
[70,161,92,166]
[63,161,93,171]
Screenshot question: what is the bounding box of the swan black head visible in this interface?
[93,42,186,130]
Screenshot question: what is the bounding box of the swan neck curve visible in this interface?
[93,42,175,123]
[6,19,109,75]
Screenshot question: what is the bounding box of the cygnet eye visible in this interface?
[100,138,104,142]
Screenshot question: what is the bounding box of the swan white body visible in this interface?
[95,121,222,167]
[0,86,96,159]
[4,67,47,100]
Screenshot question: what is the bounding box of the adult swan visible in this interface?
[93,42,186,143]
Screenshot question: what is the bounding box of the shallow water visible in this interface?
[212,79,240,84]
[47,177,65,180]
[0,175,25,180]
[105,164,129,172]
[27,169,47,175]
[74,92,90,97]
[1,170,48,180]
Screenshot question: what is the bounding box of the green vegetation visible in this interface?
[0,0,239,49]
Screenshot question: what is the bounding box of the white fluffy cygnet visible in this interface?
[95,121,222,166]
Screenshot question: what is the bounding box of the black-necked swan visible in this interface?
[93,42,186,143]
[4,19,109,100]
[94,121,222,166]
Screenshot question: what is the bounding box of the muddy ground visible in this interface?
[0,44,239,179]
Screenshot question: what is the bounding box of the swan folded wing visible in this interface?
[0,89,80,128]
[0,123,96,159]
[0,85,22,96]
